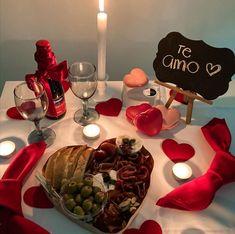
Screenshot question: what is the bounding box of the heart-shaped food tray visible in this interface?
[38,136,154,233]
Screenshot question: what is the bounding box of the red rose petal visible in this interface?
[162,139,195,162]
[23,186,54,208]
[6,107,24,120]
[124,220,162,234]
[95,98,122,116]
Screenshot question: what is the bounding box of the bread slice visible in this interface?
[64,145,87,179]
[73,147,93,179]
[42,145,93,191]
[52,146,74,190]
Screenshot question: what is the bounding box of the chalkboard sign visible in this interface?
[153,32,235,100]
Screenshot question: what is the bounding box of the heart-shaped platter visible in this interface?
[40,136,154,233]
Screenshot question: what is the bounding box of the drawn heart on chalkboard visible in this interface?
[206,63,221,77]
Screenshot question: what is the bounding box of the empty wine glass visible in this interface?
[69,62,99,125]
[14,81,56,146]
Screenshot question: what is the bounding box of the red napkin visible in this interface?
[156,118,235,211]
[0,141,50,234]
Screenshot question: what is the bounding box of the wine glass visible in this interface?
[69,62,99,125]
[14,81,56,147]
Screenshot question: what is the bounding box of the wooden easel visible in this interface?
[155,79,213,124]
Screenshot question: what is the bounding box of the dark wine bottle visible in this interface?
[34,40,66,119]
[46,79,66,119]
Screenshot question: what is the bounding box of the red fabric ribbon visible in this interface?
[0,141,50,234]
[26,60,69,98]
[25,60,69,118]
[156,118,235,211]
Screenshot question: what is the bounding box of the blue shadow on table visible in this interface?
[162,160,202,188]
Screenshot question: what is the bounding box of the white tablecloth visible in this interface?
[1,81,235,234]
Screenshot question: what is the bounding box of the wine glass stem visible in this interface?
[34,120,43,136]
[82,99,89,119]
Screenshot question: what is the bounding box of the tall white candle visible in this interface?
[97,0,107,81]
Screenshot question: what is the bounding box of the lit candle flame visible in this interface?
[99,0,105,12]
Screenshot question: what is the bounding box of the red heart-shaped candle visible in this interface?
[133,107,163,136]
[95,98,122,116]
[123,220,162,234]
[126,103,152,123]
[162,139,195,162]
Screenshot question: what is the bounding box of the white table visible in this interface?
[1,81,235,234]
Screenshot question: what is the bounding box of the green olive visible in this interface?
[94,191,105,204]
[77,181,84,191]
[63,193,74,201]
[67,181,78,194]
[91,203,101,214]
[82,198,93,212]
[60,182,69,194]
[83,176,93,186]
[73,205,85,217]
[80,185,93,198]
[75,194,83,205]
[65,198,76,211]
[92,186,101,194]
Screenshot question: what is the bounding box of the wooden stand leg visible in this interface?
[165,90,177,108]
[186,98,194,124]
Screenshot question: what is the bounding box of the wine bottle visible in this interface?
[34,40,66,119]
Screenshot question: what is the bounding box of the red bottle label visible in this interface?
[46,95,66,118]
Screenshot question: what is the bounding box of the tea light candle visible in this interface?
[83,124,100,139]
[172,162,192,180]
[0,140,16,158]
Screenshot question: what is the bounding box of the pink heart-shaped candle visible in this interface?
[123,220,162,234]
[162,139,195,162]
[126,103,152,123]
[123,68,149,87]
[95,98,122,116]
[155,105,181,130]
[133,107,163,136]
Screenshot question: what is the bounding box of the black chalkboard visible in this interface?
[153,32,235,100]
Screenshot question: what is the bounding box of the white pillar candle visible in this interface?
[172,162,192,180]
[0,140,16,158]
[83,124,100,139]
[97,0,107,81]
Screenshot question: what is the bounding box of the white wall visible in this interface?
[1,0,235,94]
